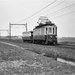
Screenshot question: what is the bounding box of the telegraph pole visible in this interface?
[9,23,27,40]
[9,23,11,40]
[26,23,27,32]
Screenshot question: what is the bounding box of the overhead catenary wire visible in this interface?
[27,0,75,24]
[25,0,65,24]
[15,0,57,23]
[37,0,65,16]
[15,0,75,25]
[27,2,75,24]
[32,2,75,20]
[50,10,75,19]
[46,2,75,17]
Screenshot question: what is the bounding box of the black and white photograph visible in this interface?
[0,0,75,75]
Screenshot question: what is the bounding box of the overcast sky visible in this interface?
[0,0,75,37]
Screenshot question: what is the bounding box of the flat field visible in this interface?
[2,38,75,62]
[0,39,75,75]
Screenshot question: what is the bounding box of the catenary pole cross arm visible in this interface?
[10,23,27,25]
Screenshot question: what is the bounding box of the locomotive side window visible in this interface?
[49,28,52,33]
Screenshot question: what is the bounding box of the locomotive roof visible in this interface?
[33,23,56,30]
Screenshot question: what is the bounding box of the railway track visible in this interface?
[1,38,75,49]
[57,43,75,49]
[1,38,75,62]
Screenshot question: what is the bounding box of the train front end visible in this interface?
[45,24,57,45]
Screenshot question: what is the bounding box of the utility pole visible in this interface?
[26,23,27,32]
[9,23,27,40]
[9,23,11,40]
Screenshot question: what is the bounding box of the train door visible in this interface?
[30,31,33,42]
[45,27,48,44]
[53,28,54,34]
[46,28,48,34]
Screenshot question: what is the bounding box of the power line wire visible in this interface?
[50,10,75,19]
[15,0,57,23]
[38,0,65,16]
[16,0,75,24]
[46,3,75,17]
[28,3,75,24]
[25,0,65,24]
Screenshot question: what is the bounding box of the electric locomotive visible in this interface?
[33,23,57,44]
[22,16,57,45]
